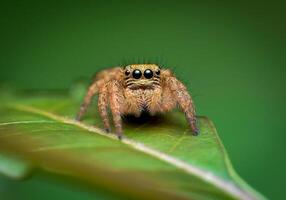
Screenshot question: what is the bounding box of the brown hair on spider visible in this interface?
[76,64,198,139]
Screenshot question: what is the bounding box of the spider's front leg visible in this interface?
[108,81,124,139]
[163,72,199,135]
[98,85,111,133]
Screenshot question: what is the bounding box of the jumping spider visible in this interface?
[76,64,198,139]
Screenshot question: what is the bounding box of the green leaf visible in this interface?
[0,92,266,200]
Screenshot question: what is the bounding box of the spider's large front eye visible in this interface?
[144,69,153,79]
[132,69,142,79]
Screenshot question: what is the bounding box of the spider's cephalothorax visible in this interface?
[76,64,198,139]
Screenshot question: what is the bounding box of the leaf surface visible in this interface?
[0,92,265,200]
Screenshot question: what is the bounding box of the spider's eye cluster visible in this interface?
[132,69,142,79]
[144,69,153,79]
[155,70,160,75]
[131,69,157,79]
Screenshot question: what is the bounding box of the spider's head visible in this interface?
[124,64,161,90]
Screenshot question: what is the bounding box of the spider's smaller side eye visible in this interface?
[125,70,130,76]
[155,70,160,75]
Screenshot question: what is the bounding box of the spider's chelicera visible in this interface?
[76,64,198,139]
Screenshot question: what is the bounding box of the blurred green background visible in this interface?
[0,0,285,199]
